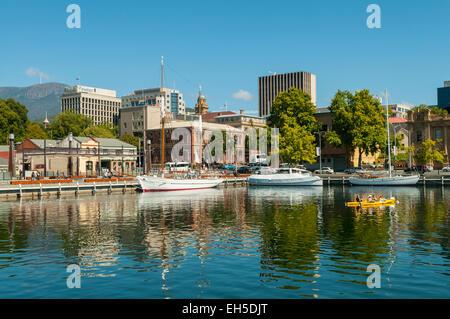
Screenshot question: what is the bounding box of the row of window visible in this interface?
[416,128,443,142]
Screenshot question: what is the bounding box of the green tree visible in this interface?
[24,123,48,139]
[119,133,140,148]
[430,106,448,117]
[414,139,446,165]
[81,125,116,138]
[97,121,119,137]
[268,87,319,132]
[267,87,319,164]
[0,98,29,143]
[279,117,316,164]
[326,89,386,167]
[50,111,93,138]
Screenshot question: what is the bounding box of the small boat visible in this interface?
[348,89,419,187]
[247,167,323,186]
[137,175,223,192]
[346,197,397,207]
[348,175,419,186]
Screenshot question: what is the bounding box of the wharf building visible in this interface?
[15,137,137,177]
[258,71,317,117]
[60,85,121,125]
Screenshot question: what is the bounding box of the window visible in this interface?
[435,129,442,140]
[417,130,422,143]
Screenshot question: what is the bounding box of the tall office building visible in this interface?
[437,81,450,110]
[60,85,121,125]
[121,88,186,116]
[258,71,316,117]
[119,87,186,137]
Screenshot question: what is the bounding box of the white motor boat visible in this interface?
[247,167,323,186]
[348,174,419,186]
[137,175,223,192]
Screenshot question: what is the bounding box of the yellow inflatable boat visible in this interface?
[346,198,396,208]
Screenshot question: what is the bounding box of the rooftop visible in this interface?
[202,111,236,121]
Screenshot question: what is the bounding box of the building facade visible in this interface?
[120,87,185,138]
[60,85,121,125]
[258,71,317,117]
[437,81,450,111]
[213,110,267,130]
[145,121,245,165]
[389,104,412,119]
[121,88,186,116]
[407,109,450,168]
[16,137,137,176]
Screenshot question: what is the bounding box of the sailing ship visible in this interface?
[137,57,223,192]
[349,89,419,186]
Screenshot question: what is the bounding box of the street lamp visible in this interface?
[147,139,151,175]
[234,135,238,176]
[68,132,73,176]
[8,133,15,178]
[315,131,322,173]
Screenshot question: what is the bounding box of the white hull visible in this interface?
[348,175,419,186]
[137,176,223,192]
[248,174,323,186]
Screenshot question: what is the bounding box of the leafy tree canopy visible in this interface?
[326,89,386,167]
[50,111,93,138]
[266,88,319,164]
[414,139,447,165]
[268,87,319,133]
[279,116,317,164]
[24,123,48,140]
[119,133,140,148]
[0,98,29,143]
[81,125,116,138]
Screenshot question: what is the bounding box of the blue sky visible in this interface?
[0,0,449,113]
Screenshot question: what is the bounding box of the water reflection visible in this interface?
[0,186,448,298]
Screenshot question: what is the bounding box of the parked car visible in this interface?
[237,166,252,174]
[249,162,269,167]
[405,165,433,173]
[442,166,450,172]
[344,167,365,174]
[220,164,235,170]
[314,167,334,174]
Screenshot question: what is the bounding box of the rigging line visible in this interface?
[165,62,198,89]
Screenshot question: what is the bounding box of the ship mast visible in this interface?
[160,56,165,172]
[385,88,392,178]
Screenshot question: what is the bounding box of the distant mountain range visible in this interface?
[0,82,68,121]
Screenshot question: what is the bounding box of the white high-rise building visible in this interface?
[60,85,121,125]
[121,88,186,115]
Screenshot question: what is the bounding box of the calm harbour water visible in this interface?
[0,186,448,299]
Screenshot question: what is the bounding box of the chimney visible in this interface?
[445,81,450,88]
[240,110,244,115]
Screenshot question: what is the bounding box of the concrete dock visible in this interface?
[1,174,449,200]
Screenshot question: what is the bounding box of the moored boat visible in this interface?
[248,167,323,186]
[348,89,419,187]
[137,175,223,192]
[348,174,419,186]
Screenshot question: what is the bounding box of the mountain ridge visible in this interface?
[0,82,68,120]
